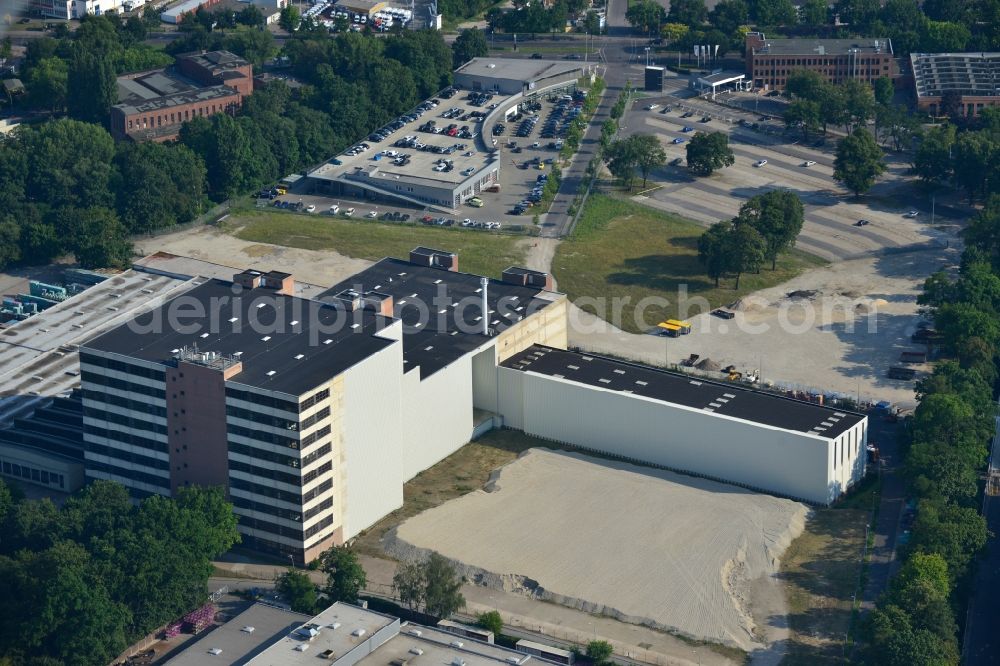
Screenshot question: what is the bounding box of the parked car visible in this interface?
[366,210,378,218]
[344,208,355,217]
[904,210,919,218]
[801,160,816,167]
[681,126,694,132]
[328,205,340,214]
[467,197,484,208]
[305,204,316,213]
[670,157,683,166]
[855,219,871,226]
[754,159,767,167]
[672,138,685,144]
[646,104,660,111]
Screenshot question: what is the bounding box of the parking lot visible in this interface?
[267,86,594,231]
[621,100,948,261]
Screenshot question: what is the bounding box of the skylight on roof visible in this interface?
[295,354,304,360]
[262,336,271,342]
[323,339,333,345]
[228,317,238,323]
[200,333,209,338]
[266,370,276,376]
[290,320,299,326]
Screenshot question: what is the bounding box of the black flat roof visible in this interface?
[502,345,864,438]
[320,258,560,378]
[83,279,395,396]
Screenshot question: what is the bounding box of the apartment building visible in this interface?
[745,32,896,92]
[910,52,1000,117]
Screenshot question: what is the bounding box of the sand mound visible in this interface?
[385,449,808,651]
[695,357,722,371]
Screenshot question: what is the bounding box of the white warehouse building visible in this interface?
[493,345,866,504]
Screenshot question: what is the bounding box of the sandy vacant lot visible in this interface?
[134,223,372,288]
[565,246,959,408]
[386,448,808,652]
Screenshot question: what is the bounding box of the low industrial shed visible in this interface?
[496,345,867,505]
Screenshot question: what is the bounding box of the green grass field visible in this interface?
[553,195,826,334]
[230,210,527,278]
[780,504,871,665]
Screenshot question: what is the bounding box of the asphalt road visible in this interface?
[962,418,1000,665]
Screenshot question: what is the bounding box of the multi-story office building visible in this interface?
[910,52,1000,117]
[80,253,567,563]
[745,32,896,92]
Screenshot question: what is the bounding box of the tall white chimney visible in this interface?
[480,277,489,336]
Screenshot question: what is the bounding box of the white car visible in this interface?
[904,210,919,218]
[367,211,378,218]
[754,159,768,168]
[801,160,816,167]
[328,204,339,214]
[305,204,316,213]
[344,207,355,217]
[646,104,660,111]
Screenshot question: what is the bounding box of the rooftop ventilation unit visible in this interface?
[208,648,223,656]
[241,626,255,634]
[352,628,367,637]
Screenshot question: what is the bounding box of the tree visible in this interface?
[632,134,667,187]
[277,569,318,614]
[477,610,503,636]
[708,0,748,33]
[952,131,997,202]
[604,136,641,190]
[319,546,366,603]
[914,124,955,184]
[392,561,426,611]
[799,0,829,25]
[784,98,821,140]
[585,640,614,665]
[784,69,827,102]
[697,222,731,287]
[750,0,797,25]
[236,4,265,27]
[115,142,207,234]
[735,190,804,269]
[660,22,689,42]
[666,0,707,26]
[279,4,301,31]
[67,46,117,123]
[422,552,465,619]
[921,20,970,52]
[0,217,19,271]
[26,56,67,112]
[685,131,734,176]
[835,0,880,29]
[727,224,767,288]
[873,76,895,106]
[625,0,665,34]
[452,28,489,69]
[834,128,886,196]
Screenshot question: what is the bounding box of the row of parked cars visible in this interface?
[511,173,549,214]
[467,91,495,107]
[417,120,479,140]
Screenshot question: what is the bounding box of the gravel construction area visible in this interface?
[386,448,808,652]
[565,247,960,408]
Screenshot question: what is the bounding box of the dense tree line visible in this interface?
[0,119,206,270]
[0,27,457,271]
[862,209,999,663]
[0,479,240,666]
[915,108,1000,204]
[20,14,172,116]
[697,190,804,287]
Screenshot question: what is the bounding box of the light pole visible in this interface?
[644,46,650,67]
